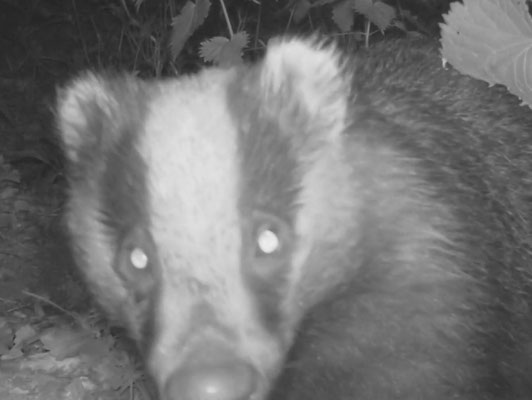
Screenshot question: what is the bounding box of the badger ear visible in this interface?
[57,73,107,163]
[56,72,126,164]
[258,37,351,144]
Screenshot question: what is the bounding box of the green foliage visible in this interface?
[46,0,444,75]
[441,0,532,109]
[169,0,211,60]
[200,32,250,67]
[128,0,413,71]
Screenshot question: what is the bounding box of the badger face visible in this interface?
[57,38,359,400]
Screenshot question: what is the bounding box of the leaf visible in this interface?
[313,0,339,6]
[353,0,396,32]
[0,156,20,183]
[332,0,355,32]
[13,324,37,348]
[200,37,229,62]
[441,0,532,108]
[293,0,312,24]
[1,324,37,360]
[199,31,249,67]
[169,0,212,60]
[0,319,13,356]
[40,326,91,360]
[195,0,211,28]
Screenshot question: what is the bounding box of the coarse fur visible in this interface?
[57,37,532,400]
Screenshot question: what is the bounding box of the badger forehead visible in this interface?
[142,70,243,251]
[138,67,300,263]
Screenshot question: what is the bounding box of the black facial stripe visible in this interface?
[93,77,160,345]
[227,66,302,333]
[99,78,152,237]
[230,66,301,223]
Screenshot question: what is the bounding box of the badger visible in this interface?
[56,37,532,400]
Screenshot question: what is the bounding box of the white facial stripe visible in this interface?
[139,69,282,384]
[284,143,358,319]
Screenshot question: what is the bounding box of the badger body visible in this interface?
[57,38,532,400]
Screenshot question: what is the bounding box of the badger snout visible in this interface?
[164,345,259,400]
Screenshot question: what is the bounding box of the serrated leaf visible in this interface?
[199,32,249,67]
[169,0,212,60]
[313,0,339,6]
[169,2,195,60]
[353,0,396,32]
[195,0,211,28]
[200,36,230,63]
[332,0,355,32]
[500,0,532,35]
[441,0,532,108]
[293,0,312,23]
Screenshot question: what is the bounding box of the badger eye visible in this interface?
[116,228,157,301]
[249,213,293,283]
[130,246,149,270]
[256,225,281,255]
[117,227,155,279]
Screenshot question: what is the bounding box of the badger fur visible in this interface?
[57,37,532,400]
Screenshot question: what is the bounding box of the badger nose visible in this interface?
[165,358,258,400]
